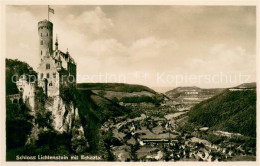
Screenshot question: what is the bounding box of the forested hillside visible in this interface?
[77,83,157,94]
[6,58,37,95]
[188,90,256,137]
[77,83,165,104]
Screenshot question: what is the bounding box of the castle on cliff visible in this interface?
[16,19,77,99]
[9,14,83,134]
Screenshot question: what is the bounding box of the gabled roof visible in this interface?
[53,49,76,64]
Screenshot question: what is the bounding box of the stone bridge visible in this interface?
[8,94,22,104]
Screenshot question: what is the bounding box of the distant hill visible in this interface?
[188,89,256,137]
[77,83,164,104]
[233,82,256,89]
[165,86,224,104]
[77,83,157,94]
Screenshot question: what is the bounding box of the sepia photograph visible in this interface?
[1,2,258,164]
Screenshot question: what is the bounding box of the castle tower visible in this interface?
[37,12,77,97]
[38,20,53,60]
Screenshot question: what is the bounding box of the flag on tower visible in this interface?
[49,6,54,14]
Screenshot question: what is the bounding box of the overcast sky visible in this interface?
[6,5,256,90]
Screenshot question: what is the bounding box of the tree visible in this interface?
[163,146,171,161]
[130,144,138,161]
[111,97,119,103]
[98,91,106,97]
[6,98,33,150]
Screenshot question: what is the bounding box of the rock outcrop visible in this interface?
[26,93,87,151]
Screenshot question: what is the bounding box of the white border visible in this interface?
[0,0,259,166]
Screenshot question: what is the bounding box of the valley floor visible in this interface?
[101,103,256,161]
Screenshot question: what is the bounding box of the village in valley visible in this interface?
[100,92,256,161]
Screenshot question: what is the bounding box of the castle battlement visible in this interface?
[38,20,53,29]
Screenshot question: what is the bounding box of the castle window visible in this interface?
[46,64,50,69]
[41,33,42,37]
[41,73,43,79]
[47,33,48,36]
[41,40,43,45]
[49,82,52,86]
[47,73,49,78]
[41,50,42,55]
[53,73,56,78]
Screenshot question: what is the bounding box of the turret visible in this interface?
[55,34,58,50]
[38,20,53,61]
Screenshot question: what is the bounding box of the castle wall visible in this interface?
[37,55,60,97]
[60,53,68,69]
[16,76,36,111]
[68,62,77,82]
